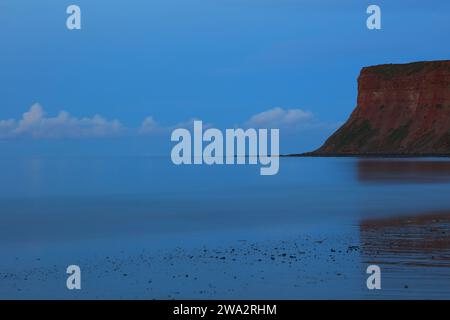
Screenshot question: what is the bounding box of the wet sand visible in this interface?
[360,212,450,299]
[0,233,362,299]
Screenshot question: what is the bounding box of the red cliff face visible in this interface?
[314,60,450,155]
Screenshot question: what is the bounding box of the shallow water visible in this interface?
[0,156,449,299]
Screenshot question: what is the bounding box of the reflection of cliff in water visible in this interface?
[359,212,450,298]
[357,160,450,183]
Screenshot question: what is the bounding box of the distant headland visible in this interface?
[291,60,450,157]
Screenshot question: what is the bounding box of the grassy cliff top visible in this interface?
[362,60,450,78]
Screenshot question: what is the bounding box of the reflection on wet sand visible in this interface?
[357,159,450,183]
[360,212,450,298]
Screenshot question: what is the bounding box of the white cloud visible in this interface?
[139,116,161,134]
[244,107,313,128]
[0,103,124,139]
[243,107,341,134]
[139,116,212,135]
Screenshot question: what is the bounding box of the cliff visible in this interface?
[310,60,450,156]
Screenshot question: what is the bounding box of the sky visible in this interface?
[1,0,449,155]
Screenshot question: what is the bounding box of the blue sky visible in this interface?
[1,0,449,155]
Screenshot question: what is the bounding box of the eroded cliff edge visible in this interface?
[308,60,450,156]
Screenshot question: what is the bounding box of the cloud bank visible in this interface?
[0,104,336,139]
[0,104,124,139]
